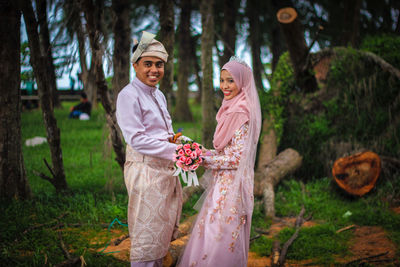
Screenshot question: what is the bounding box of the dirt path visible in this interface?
[90,214,399,266]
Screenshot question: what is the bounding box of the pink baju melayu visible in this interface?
[178,58,261,267]
[116,77,182,264]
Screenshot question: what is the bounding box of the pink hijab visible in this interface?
[213,60,253,150]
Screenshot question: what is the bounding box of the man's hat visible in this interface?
[131,31,168,63]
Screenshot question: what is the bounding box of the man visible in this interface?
[116,31,182,267]
[69,92,91,120]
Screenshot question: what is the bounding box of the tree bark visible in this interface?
[248,0,265,92]
[75,14,97,105]
[22,0,68,192]
[256,115,278,171]
[174,0,193,122]
[111,0,131,102]
[159,0,175,112]
[341,0,361,47]
[270,0,289,72]
[200,0,216,148]
[254,148,302,218]
[82,0,125,170]
[190,35,202,104]
[37,0,60,108]
[277,7,318,93]
[0,0,32,200]
[218,0,238,67]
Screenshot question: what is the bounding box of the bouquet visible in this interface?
[172,141,203,186]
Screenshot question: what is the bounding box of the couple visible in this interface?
[116,32,261,267]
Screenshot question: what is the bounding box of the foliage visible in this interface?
[266,46,400,179]
[360,34,400,69]
[258,52,295,145]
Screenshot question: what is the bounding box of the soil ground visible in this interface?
[92,210,399,266]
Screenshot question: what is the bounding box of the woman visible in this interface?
[178,57,261,267]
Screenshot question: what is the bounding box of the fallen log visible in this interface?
[254,148,302,218]
[332,151,381,196]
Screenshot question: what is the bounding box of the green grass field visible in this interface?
[1,102,399,266]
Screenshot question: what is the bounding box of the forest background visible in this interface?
[1,0,400,266]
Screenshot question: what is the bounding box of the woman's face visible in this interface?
[220,70,240,100]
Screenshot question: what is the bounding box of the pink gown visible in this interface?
[178,123,251,267]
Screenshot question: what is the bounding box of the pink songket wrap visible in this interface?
[178,57,261,266]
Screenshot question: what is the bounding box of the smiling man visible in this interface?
[116,32,182,267]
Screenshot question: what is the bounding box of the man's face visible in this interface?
[133,56,165,87]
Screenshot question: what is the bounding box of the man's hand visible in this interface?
[168,132,182,143]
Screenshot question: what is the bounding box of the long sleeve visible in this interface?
[202,123,249,170]
[116,83,177,161]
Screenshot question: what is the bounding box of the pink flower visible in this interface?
[183,144,191,150]
[177,144,183,150]
[192,142,200,149]
[179,156,187,163]
[184,149,192,155]
[190,151,197,159]
[197,157,203,164]
[195,148,202,155]
[190,163,199,170]
[178,149,185,156]
[176,160,183,169]
[185,157,192,165]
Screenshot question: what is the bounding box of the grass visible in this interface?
[1,101,399,266]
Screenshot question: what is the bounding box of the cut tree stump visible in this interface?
[254,148,302,218]
[332,151,381,196]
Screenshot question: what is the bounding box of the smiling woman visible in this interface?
[220,69,240,100]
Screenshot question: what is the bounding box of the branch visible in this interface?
[277,205,306,266]
[43,158,56,178]
[32,170,53,184]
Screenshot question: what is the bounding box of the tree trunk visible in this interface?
[190,35,202,104]
[200,0,216,148]
[254,148,302,218]
[332,151,381,196]
[218,0,238,67]
[341,0,361,47]
[248,0,265,91]
[22,0,68,192]
[256,115,277,170]
[270,0,289,72]
[277,7,318,93]
[174,0,193,122]
[82,0,125,170]
[75,16,97,105]
[111,0,131,103]
[159,0,175,112]
[0,0,31,200]
[37,0,60,108]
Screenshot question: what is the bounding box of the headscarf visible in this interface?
[131,31,168,63]
[213,61,252,150]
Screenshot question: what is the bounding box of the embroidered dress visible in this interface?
[178,123,250,267]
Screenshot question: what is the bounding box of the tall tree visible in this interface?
[277,7,318,92]
[0,0,31,200]
[37,0,60,108]
[21,0,68,192]
[341,0,362,47]
[218,0,238,67]
[200,0,216,147]
[247,0,265,91]
[159,0,175,112]
[111,0,131,100]
[174,0,194,121]
[82,0,125,169]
